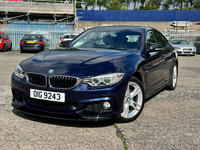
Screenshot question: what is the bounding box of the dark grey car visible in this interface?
[20,34,49,53]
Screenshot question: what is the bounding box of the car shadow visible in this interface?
[12,109,115,128]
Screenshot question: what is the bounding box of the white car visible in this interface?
[60,34,78,43]
[170,39,196,56]
[59,34,78,47]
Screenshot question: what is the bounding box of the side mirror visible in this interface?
[60,37,62,40]
[147,43,163,52]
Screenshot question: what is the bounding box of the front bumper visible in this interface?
[11,73,128,121]
[176,48,196,55]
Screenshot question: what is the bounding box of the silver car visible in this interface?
[170,39,196,56]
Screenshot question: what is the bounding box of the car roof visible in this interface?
[87,26,153,32]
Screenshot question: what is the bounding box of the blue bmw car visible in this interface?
[11,26,178,122]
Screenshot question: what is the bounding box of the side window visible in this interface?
[153,31,167,47]
[146,31,157,49]
[146,31,157,44]
[4,34,8,40]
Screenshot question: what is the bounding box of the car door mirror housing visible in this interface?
[147,43,163,52]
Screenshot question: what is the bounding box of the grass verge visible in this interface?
[114,123,129,150]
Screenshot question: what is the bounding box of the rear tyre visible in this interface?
[2,45,5,52]
[166,63,178,90]
[9,44,12,51]
[20,49,24,53]
[118,77,145,123]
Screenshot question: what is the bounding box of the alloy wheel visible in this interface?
[121,81,143,119]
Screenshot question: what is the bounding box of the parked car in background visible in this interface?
[20,34,49,53]
[170,39,196,56]
[0,32,12,52]
[59,33,78,47]
[12,26,178,122]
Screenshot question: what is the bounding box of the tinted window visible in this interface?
[4,34,8,40]
[171,40,189,45]
[146,31,157,49]
[146,31,157,44]
[23,35,42,40]
[153,31,167,47]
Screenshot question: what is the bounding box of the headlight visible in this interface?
[14,65,26,79]
[82,73,124,86]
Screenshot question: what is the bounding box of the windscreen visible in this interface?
[23,35,42,40]
[68,29,142,50]
[171,40,189,45]
[64,35,77,39]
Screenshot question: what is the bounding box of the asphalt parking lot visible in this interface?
[0,50,199,150]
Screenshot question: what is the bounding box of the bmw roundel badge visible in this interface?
[49,69,54,74]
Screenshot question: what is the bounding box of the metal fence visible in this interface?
[0,26,83,49]
[163,33,200,45]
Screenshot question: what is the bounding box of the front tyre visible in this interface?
[118,77,145,122]
[166,63,178,90]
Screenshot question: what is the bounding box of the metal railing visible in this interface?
[0,26,83,49]
[163,33,200,45]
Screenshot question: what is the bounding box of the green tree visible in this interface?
[97,0,108,10]
[139,0,146,9]
[172,0,186,10]
[76,0,83,8]
[185,0,195,9]
[143,0,162,10]
[194,0,200,10]
[83,0,95,10]
[119,0,132,9]
[106,0,124,10]
[132,0,139,10]
[162,0,173,10]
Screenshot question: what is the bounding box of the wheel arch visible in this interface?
[132,72,143,84]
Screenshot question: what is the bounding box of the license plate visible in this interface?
[27,41,35,43]
[30,89,65,102]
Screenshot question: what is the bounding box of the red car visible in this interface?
[0,32,12,52]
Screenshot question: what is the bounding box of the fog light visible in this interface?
[102,101,111,110]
